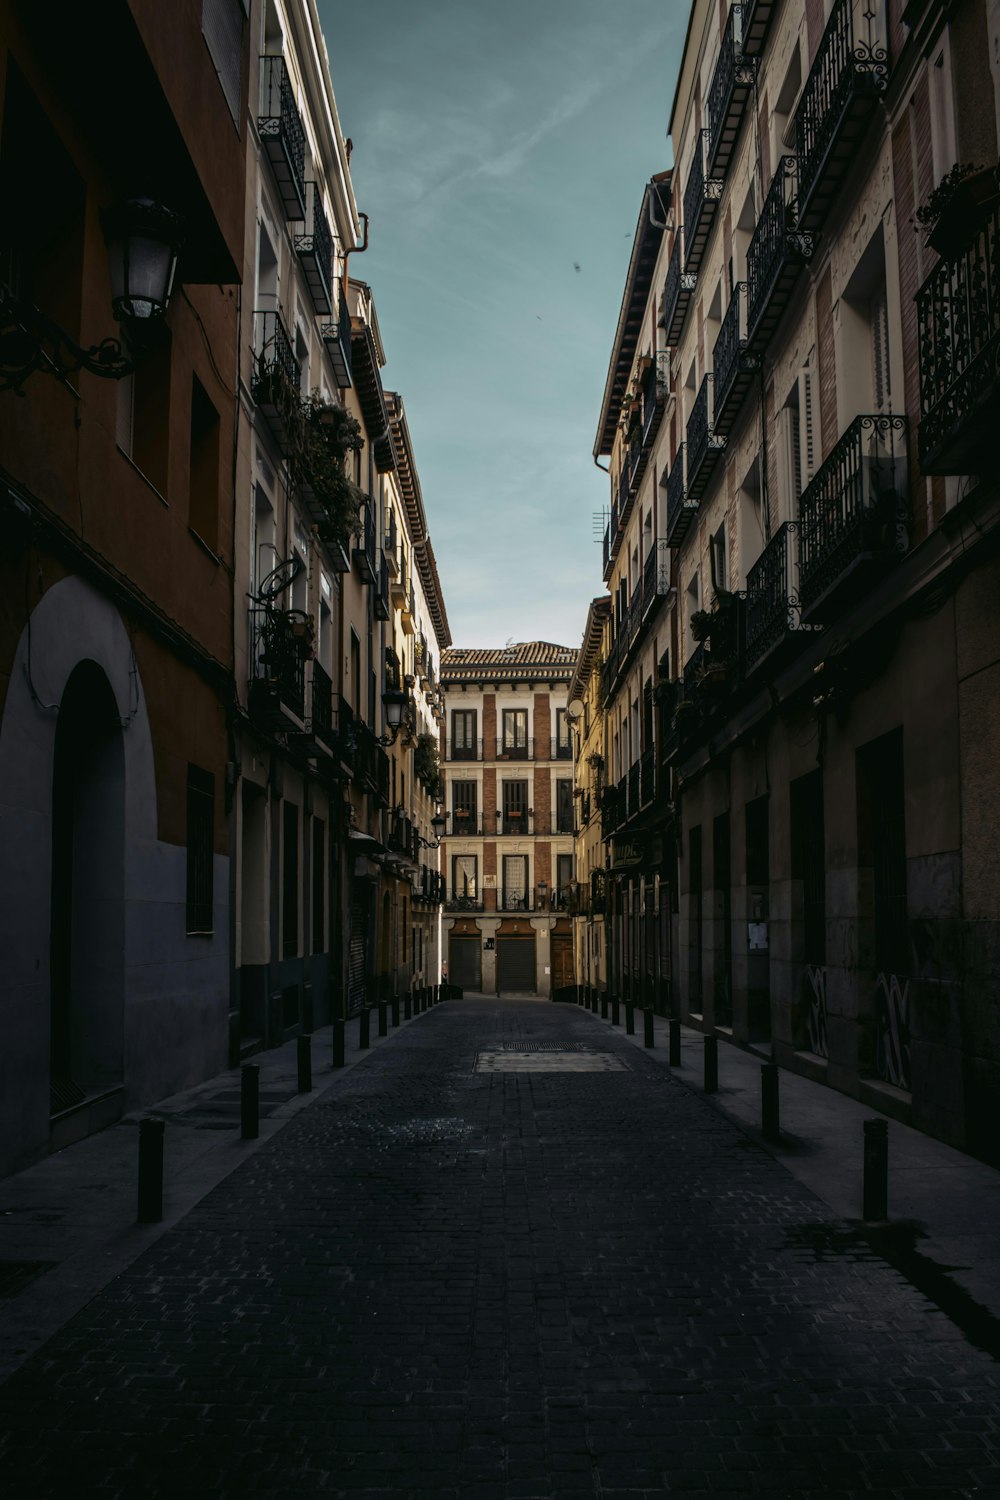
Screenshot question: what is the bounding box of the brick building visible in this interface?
[440,643,577,996]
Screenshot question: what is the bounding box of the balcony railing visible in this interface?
[353,499,377,583]
[745,522,817,671]
[642,538,672,617]
[683,130,722,276]
[626,763,640,820]
[500,810,533,836]
[495,738,533,761]
[294,180,334,314]
[252,309,301,455]
[600,782,625,838]
[708,6,756,177]
[665,444,697,545]
[917,199,1000,474]
[310,659,335,748]
[448,739,483,762]
[446,893,484,912]
[686,374,726,500]
[640,745,655,806]
[602,523,612,580]
[712,283,759,436]
[798,413,908,621]
[794,0,889,233]
[554,808,576,834]
[374,548,390,619]
[500,891,535,912]
[552,737,573,761]
[662,234,695,345]
[746,157,814,350]
[249,607,305,724]
[741,0,777,53]
[320,287,352,389]
[446,812,483,836]
[258,56,306,218]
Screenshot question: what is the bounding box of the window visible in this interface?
[202,0,246,121]
[451,709,478,760]
[777,370,814,524]
[710,522,727,595]
[350,630,361,716]
[501,709,528,758]
[186,765,215,934]
[556,779,574,834]
[282,800,299,959]
[555,708,571,758]
[452,780,478,833]
[452,855,478,905]
[189,376,221,550]
[502,854,529,910]
[312,818,325,954]
[556,853,574,906]
[502,780,528,834]
[118,333,173,495]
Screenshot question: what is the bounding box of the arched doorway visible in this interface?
[49,662,125,1116]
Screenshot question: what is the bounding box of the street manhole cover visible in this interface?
[476,1049,627,1072]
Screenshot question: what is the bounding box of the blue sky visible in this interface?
[318,0,685,650]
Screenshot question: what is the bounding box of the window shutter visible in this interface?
[871,284,890,411]
[799,369,816,489]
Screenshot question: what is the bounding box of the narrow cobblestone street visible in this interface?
[2,1000,999,1499]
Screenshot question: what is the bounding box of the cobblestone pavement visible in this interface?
[2,1000,999,1499]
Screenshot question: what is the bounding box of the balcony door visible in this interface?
[556,852,574,908]
[451,708,477,760]
[452,854,478,909]
[503,854,529,911]
[452,780,477,835]
[556,778,574,834]
[501,708,528,759]
[502,779,528,835]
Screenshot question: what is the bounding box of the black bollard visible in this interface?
[600,994,609,1021]
[703,1036,718,1094]
[359,1007,370,1050]
[137,1118,164,1223]
[297,1033,312,1094]
[378,999,388,1038]
[625,1001,635,1036]
[332,1018,345,1069]
[644,1007,655,1048]
[863,1118,889,1221]
[404,991,412,1021]
[241,1064,260,1140]
[611,996,620,1027]
[669,1017,681,1068]
[391,994,400,1028]
[761,1062,779,1141]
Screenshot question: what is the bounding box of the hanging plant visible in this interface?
[690,609,714,642]
[296,395,367,553]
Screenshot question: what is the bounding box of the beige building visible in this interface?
[594,0,1000,1158]
[440,643,577,997]
[567,599,612,1002]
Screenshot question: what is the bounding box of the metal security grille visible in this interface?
[347,897,368,1015]
[449,936,481,991]
[497,937,536,993]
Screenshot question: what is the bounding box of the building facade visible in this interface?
[593,0,1000,1159]
[0,0,247,1173]
[567,599,612,1002]
[440,643,577,997]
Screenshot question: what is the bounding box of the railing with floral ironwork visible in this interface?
[446,893,484,912]
[686,374,726,497]
[250,606,306,720]
[600,782,625,838]
[712,282,759,433]
[320,286,352,388]
[663,234,695,344]
[310,659,335,746]
[917,198,1000,472]
[798,413,908,617]
[252,308,300,418]
[666,444,696,544]
[741,0,776,52]
[746,157,813,346]
[258,55,306,218]
[500,890,535,912]
[640,351,670,447]
[294,180,334,314]
[708,6,756,175]
[794,0,888,229]
[683,129,722,274]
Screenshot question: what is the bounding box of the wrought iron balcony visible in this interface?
[373,742,390,805]
[501,809,533,836]
[446,893,484,912]
[740,0,777,53]
[447,811,483,836]
[555,808,576,834]
[637,350,670,463]
[249,607,306,725]
[662,235,695,346]
[602,523,612,581]
[797,413,908,621]
[746,157,814,350]
[320,287,353,389]
[447,738,483,762]
[258,56,306,219]
[917,199,1000,474]
[708,6,756,177]
[745,522,820,671]
[665,444,698,545]
[794,0,889,233]
[626,764,640,820]
[294,181,334,314]
[252,309,301,456]
[686,374,727,500]
[640,746,655,807]
[642,539,672,617]
[500,891,535,912]
[496,738,533,761]
[600,782,625,838]
[712,283,759,436]
[353,499,377,584]
[552,737,573,761]
[309,659,336,749]
[683,130,723,277]
[374,549,390,619]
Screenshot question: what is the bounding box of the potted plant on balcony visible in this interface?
[298,395,366,555]
[916,162,999,256]
[413,732,441,794]
[690,608,714,642]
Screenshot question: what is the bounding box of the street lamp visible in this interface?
[378,685,409,746]
[416,811,447,850]
[1,197,181,395]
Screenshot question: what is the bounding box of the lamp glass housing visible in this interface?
[104,199,181,324]
[383,687,408,728]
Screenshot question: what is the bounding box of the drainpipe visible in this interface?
[342,211,369,309]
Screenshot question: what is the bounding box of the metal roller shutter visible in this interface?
[449,936,481,992]
[496,937,536,994]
